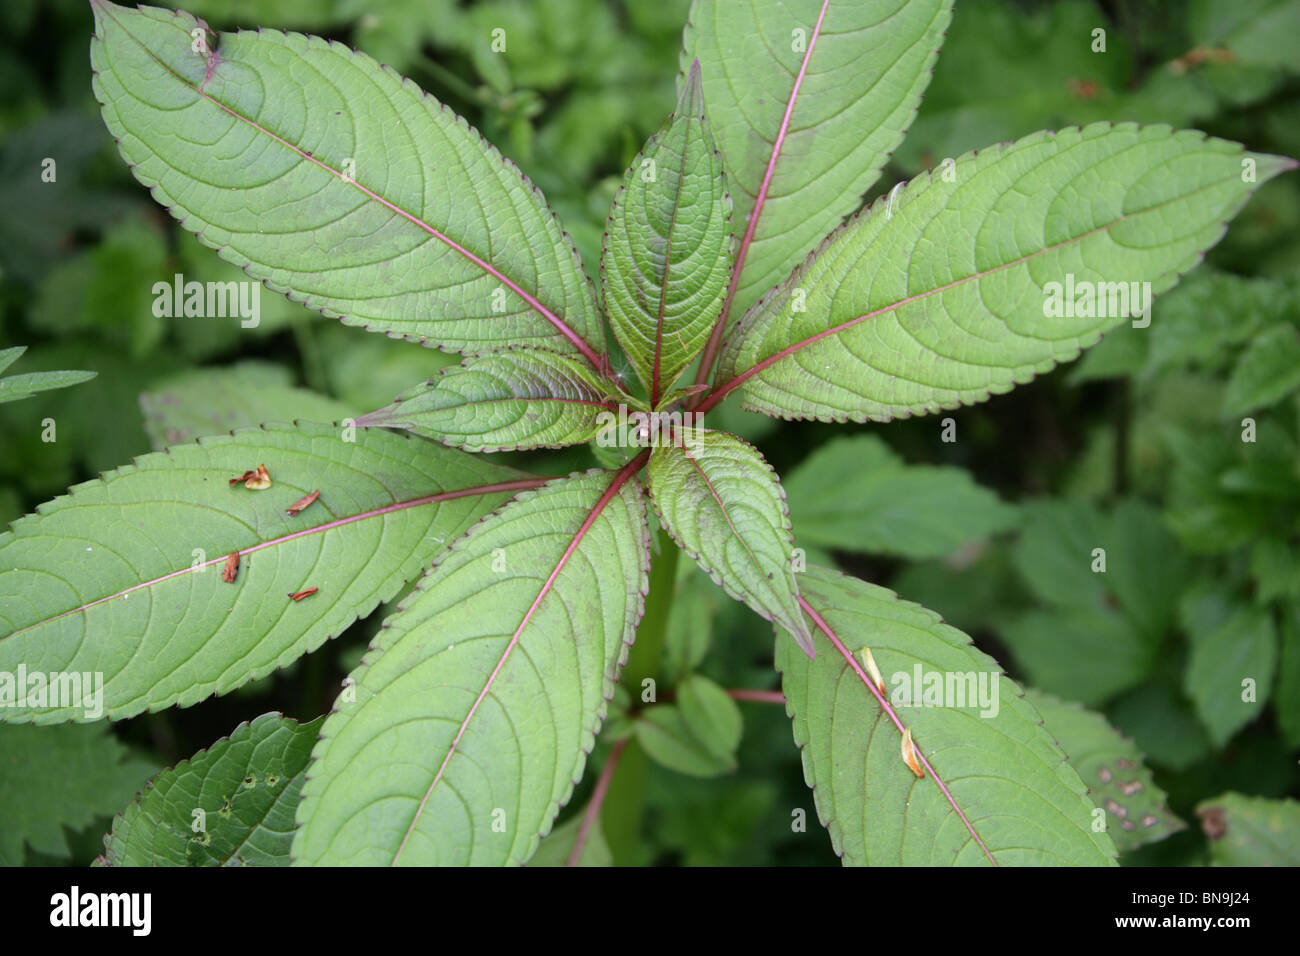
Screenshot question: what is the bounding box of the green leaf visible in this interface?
[1000,609,1156,707]
[1189,0,1300,73]
[716,124,1295,422]
[1027,691,1183,854]
[682,0,953,329]
[778,565,1115,866]
[1106,684,1211,772]
[526,802,613,867]
[1184,604,1277,746]
[1013,499,1187,641]
[100,713,321,866]
[357,350,618,452]
[783,435,1016,559]
[601,60,732,402]
[646,429,812,655]
[1197,792,1300,865]
[1222,322,1300,415]
[635,704,736,778]
[0,722,156,864]
[677,673,742,762]
[0,346,97,405]
[140,362,354,449]
[91,0,606,365]
[0,422,534,723]
[294,467,650,866]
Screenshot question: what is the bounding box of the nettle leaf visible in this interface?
[527,802,613,867]
[1198,792,1300,866]
[90,1,606,365]
[357,350,618,452]
[0,346,97,405]
[783,435,1017,559]
[140,361,354,449]
[778,564,1116,866]
[677,673,743,762]
[1184,603,1277,746]
[0,722,157,865]
[99,712,321,866]
[682,0,953,342]
[601,60,732,402]
[294,467,650,866]
[646,429,813,655]
[1027,691,1184,854]
[715,124,1296,422]
[636,704,736,778]
[0,422,537,723]
[1222,322,1300,415]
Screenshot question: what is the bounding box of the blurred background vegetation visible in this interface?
[1,0,1297,866]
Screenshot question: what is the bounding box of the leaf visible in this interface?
[1189,0,1300,73]
[1197,792,1300,866]
[1222,322,1300,415]
[356,350,617,452]
[999,609,1156,707]
[1106,684,1212,772]
[0,723,156,864]
[293,466,650,866]
[677,673,742,762]
[715,124,1296,422]
[1184,603,1277,746]
[778,564,1116,866]
[90,0,607,365]
[682,0,953,335]
[601,60,732,402]
[646,429,812,655]
[1027,691,1184,854]
[783,435,1016,559]
[635,705,736,778]
[100,713,321,866]
[0,422,536,723]
[0,346,97,405]
[1012,498,1187,642]
[526,802,613,867]
[140,361,355,449]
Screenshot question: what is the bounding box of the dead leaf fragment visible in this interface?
[229,464,272,489]
[286,489,320,517]
[900,728,925,779]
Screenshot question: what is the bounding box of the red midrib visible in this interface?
[391,454,646,864]
[797,595,998,866]
[95,2,606,371]
[1,478,548,641]
[690,0,833,396]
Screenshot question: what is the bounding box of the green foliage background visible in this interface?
[1,0,1297,865]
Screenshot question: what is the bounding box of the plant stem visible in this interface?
[601,527,678,864]
[567,737,628,866]
[624,527,679,687]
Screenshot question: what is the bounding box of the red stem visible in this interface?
[566,737,629,866]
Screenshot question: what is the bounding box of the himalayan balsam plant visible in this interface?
[0,0,1292,866]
